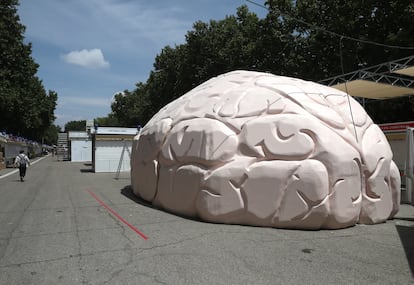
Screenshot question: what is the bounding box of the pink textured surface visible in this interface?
[131,71,401,229]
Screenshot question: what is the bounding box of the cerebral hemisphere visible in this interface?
[131,70,401,230]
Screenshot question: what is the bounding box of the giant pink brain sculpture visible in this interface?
[131,70,401,229]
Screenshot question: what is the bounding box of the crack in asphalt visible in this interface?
[67,185,87,284]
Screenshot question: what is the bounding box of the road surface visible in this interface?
[0,156,413,284]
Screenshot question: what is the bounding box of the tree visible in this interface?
[64,120,86,132]
[109,85,150,126]
[258,0,301,76]
[182,6,262,84]
[264,0,414,80]
[42,124,61,145]
[109,6,266,126]
[94,115,120,127]
[137,6,263,123]
[277,0,414,122]
[0,0,58,140]
[110,1,414,126]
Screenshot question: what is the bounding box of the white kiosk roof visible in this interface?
[94,127,138,135]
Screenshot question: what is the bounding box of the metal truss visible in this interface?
[319,55,414,88]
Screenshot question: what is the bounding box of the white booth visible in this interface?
[380,121,414,205]
[68,131,92,162]
[92,127,138,173]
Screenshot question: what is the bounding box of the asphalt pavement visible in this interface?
[0,155,413,284]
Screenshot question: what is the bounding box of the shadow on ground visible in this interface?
[396,224,414,277]
[120,185,207,224]
[120,185,155,209]
[80,163,94,173]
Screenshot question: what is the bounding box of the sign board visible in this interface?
[379,121,414,132]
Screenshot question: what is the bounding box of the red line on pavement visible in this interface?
[85,189,148,240]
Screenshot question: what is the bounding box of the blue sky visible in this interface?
[17,0,267,128]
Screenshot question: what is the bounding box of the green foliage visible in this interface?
[0,0,58,141]
[42,124,61,145]
[286,0,414,80]
[112,5,264,125]
[109,87,149,126]
[64,120,86,132]
[283,0,414,122]
[110,1,414,126]
[94,115,120,127]
[365,96,414,124]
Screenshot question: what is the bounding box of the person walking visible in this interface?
[14,150,30,182]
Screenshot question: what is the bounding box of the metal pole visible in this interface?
[115,140,127,180]
[405,128,414,205]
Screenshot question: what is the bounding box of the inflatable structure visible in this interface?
[131,71,401,229]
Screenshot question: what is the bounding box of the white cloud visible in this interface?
[61,48,109,69]
[18,0,267,127]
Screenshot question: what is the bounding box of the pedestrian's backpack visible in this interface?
[19,154,26,167]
